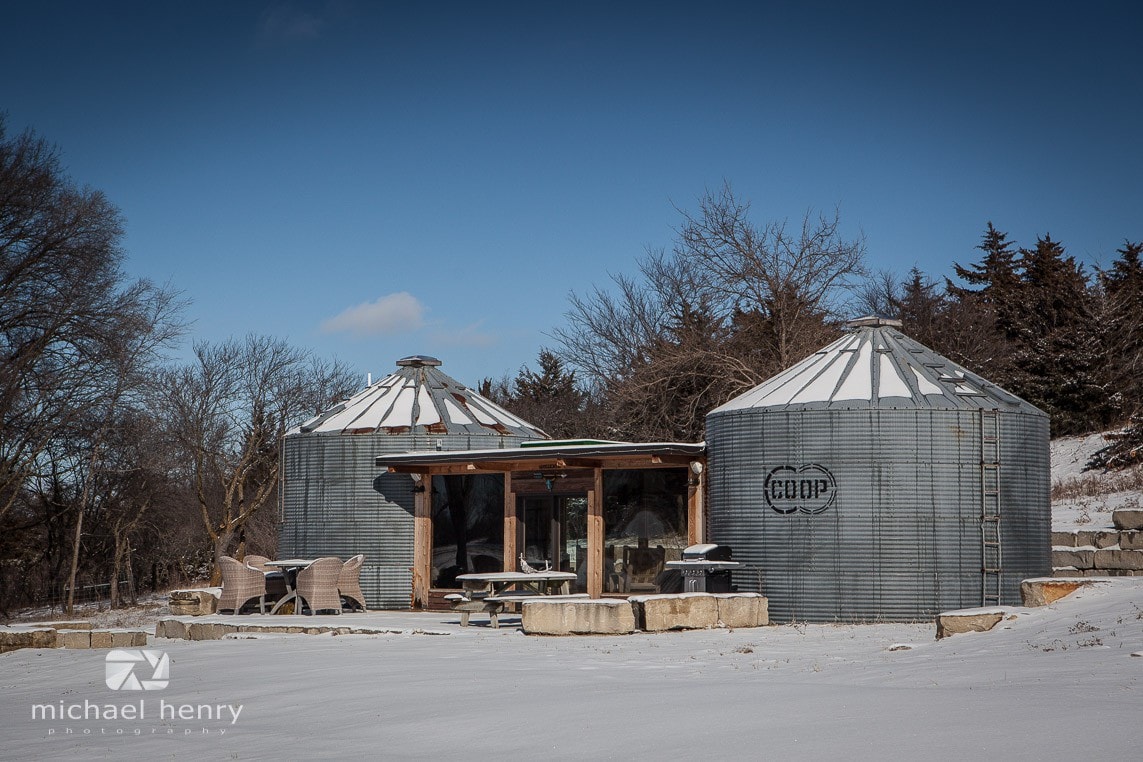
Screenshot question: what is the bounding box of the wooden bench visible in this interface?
[444,592,589,627]
[443,593,505,628]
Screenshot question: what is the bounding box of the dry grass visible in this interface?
[1051,466,1143,501]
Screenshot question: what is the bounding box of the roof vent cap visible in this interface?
[846,315,903,329]
[396,355,442,367]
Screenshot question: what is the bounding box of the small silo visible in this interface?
[706,317,1050,622]
[279,355,548,609]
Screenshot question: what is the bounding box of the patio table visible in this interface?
[265,558,316,614]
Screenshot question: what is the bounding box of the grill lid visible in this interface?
[680,543,733,561]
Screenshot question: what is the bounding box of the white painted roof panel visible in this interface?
[708,317,1045,414]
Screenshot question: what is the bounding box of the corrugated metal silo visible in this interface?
[279,356,548,609]
[706,317,1050,622]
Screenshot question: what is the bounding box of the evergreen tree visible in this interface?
[1010,235,1105,434]
[943,223,1023,391]
[948,222,1023,339]
[1098,240,1143,420]
[895,267,945,348]
[504,350,588,440]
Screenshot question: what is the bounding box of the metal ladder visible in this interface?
[980,409,1002,605]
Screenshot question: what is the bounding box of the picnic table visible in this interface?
[449,571,580,627]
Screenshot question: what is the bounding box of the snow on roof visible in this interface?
[291,355,548,438]
[710,316,1045,415]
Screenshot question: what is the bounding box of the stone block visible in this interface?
[1097,531,1121,549]
[1050,531,1076,547]
[188,622,238,641]
[935,610,1004,639]
[1051,568,1084,578]
[154,619,188,639]
[636,594,719,632]
[1021,578,1092,607]
[1094,549,1143,570]
[1113,510,1143,531]
[1052,549,1094,569]
[56,630,92,649]
[169,590,218,616]
[90,631,113,649]
[1120,531,1143,551]
[0,628,57,653]
[713,594,769,628]
[521,599,635,635]
[110,630,147,648]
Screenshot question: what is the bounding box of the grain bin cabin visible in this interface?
[705,316,1050,623]
[374,441,707,609]
[278,356,548,609]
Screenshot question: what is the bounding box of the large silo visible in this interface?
[279,355,548,609]
[706,317,1050,622]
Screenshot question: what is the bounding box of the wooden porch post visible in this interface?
[688,462,705,546]
[412,473,432,609]
[587,467,604,598]
[503,472,517,572]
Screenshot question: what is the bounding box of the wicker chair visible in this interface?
[338,554,367,612]
[243,554,271,571]
[218,555,267,614]
[243,554,288,601]
[296,557,344,614]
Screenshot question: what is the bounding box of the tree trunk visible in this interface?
[210,530,236,585]
[109,529,126,609]
[64,505,85,616]
[124,542,137,605]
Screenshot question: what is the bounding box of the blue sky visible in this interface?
[3,2,1140,388]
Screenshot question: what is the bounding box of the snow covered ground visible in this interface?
[1051,433,1143,532]
[2,437,1141,759]
[2,580,1141,760]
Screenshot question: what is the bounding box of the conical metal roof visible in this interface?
[293,355,549,437]
[709,316,1045,415]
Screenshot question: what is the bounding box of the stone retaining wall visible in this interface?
[0,626,148,653]
[1052,510,1143,577]
[520,593,769,636]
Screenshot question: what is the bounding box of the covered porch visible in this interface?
[375,441,706,608]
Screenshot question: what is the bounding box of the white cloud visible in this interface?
[321,292,425,337]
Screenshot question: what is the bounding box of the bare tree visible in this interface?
[555,184,865,440]
[162,335,357,581]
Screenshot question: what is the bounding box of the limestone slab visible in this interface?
[714,594,769,628]
[1094,549,1143,570]
[935,610,1004,639]
[521,599,635,635]
[0,628,56,653]
[56,630,92,649]
[1021,578,1093,607]
[1120,531,1143,551]
[1113,510,1143,530]
[1050,531,1076,547]
[1051,549,1094,569]
[638,594,719,631]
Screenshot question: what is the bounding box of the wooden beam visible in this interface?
[385,455,696,474]
[503,472,517,572]
[688,467,704,545]
[587,467,604,598]
[412,475,432,609]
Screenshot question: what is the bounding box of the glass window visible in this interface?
[431,475,503,588]
[604,469,688,594]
